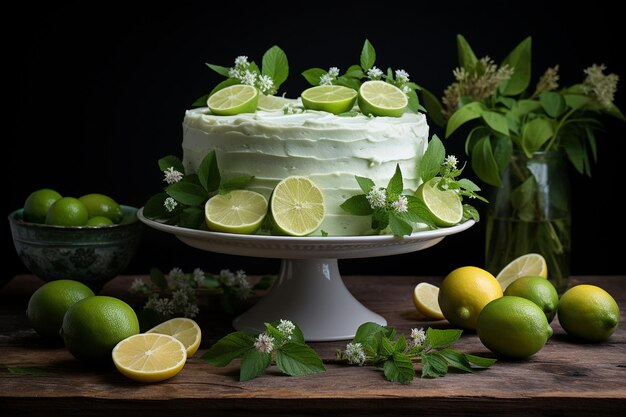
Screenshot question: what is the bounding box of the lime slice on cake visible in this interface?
[205,190,268,234]
[301,85,357,114]
[417,177,463,227]
[207,84,259,116]
[358,80,407,117]
[257,94,293,111]
[270,176,325,236]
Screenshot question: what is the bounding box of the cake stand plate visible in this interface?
[138,209,474,341]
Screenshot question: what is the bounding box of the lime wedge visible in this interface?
[207,84,259,116]
[496,253,548,290]
[204,190,268,234]
[301,85,357,114]
[257,94,294,111]
[417,177,463,227]
[270,176,325,236]
[358,80,407,117]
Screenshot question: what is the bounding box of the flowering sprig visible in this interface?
[336,323,496,383]
[203,320,325,381]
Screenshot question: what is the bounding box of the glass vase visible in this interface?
[485,151,571,293]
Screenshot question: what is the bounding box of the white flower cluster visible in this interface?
[163,166,183,184]
[366,187,387,209]
[219,269,252,300]
[583,63,620,109]
[276,319,295,339]
[390,195,408,213]
[163,197,177,212]
[345,342,366,365]
[366,66,383,80]
[410,328,426,346]
[444,155,458,169]
[254,333,275,353]
[228,55,275,94]
[319,66,340,86]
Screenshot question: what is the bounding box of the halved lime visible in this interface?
[270,176,325,236]
[207,84,259,116]
[417,178,462,227]
[358,80,407,117]
[205,190,268,234]
[257,94,294,111]
[301,85,357,114]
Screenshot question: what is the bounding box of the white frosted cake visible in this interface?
[182,108,429,236]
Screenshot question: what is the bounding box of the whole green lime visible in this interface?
[477,296,553,359]
[61,296,139,363]
[504,276,559,323]
[23,189,62,223]
[85,216,114,227]
[26,280,95,340]
[45,197,89,226]
[558,284,620,342]
[79,194,124,224]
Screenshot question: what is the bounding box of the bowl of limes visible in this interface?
[8,189,143,290]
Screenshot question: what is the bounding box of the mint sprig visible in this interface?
[337,323,496,383]
[203,320,325,381]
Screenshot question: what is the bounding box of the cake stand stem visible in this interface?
[232,258,386,341]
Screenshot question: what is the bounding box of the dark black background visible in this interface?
[6,1,626,279]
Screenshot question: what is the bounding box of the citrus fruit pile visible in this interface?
[23,189,125,227]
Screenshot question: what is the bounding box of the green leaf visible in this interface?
[439,348,474,373]
[471,137,501,186]
[267,320,305,344]
[493,136,513,173]
[360,39,376,70]
[562,135,586,174]
[340,195,373,215]
[143,193,172,219]
[253,274,275,290]
[371,209,389,231]
[383,352,415,384]
[380,336,395,357]
[353,322,392,346]
[404,196,438,229]
[158,155,185,174]
[420,88,446,128]
[563,94,591,110]
[425,328,462,348]
[149,267,167,290]
[192,94,209,107]
[276,342,325,377]
[335,76,361,91]
[202,331,255,367]
[344,65,364,78]
[540,91,567,118]
[206,63,231,77]
[463,204,480,221]
[177,206,204,229]
[209,78,240,97]
[166,182,208,206]
[605,102,626,122]
[395,334,408,353]
[406,89,420,113]
[386,165,403,197]
[522,117,554,155]
[446,101,484,138]
[389,213,413,237]
[456,34,478,70]
[464,127,490,155]
[458,178,481,192]
[499,37,532,96]
[420,135,446,182]
[302,68,326,86]
[239,348,271,381]
[198,150,221,193]
[585,125,598,162]
[481,111,509,136]
[465,354,497,367]
[262,46,289,89]
[7,366,50,376]
[219,176,254,194]
[421,351,449,378]
[356,176,375,193]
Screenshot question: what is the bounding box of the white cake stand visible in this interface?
[138,209,474,341]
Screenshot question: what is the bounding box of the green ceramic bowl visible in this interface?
[8,206,142,290]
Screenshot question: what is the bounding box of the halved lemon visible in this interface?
[147,317,202,357]
[413,282,445,320]
[496,253,548,290]
[205,190,268,234]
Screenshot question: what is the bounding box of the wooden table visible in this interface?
[1,275,624,416]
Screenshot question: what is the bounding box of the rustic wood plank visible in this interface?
[1,275,624,416]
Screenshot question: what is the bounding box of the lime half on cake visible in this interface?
[205,190,268,234]
[358,80,407,117]
[270,176,325,236]
[301,85,357,114]
[207,84,259,116]
[417,177,463,227]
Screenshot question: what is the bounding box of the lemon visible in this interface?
[257,94,295,111]
[207,84,259,116]
[26,280,94,340]
[23,188,62,223]
[147,317,201,357]
[85,216,114,227]
[477,296,553,359]
[416,178,463,227]
[495,253,548,290]
[79,193,124,224]
[558,284,620,342]
[412,282,445,320]
[270,176,325,236]
[358,80,407,117]
[504,276,559,323]
[301,85,357,114]
[61,296,140,363]
[438,266,503,330]
[204,190,268,234]
[45,197,89,227]
[112,333,187,383]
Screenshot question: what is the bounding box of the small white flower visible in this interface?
[164,197,178,212]
[319,73,334,86]
[234,55,249,68]
[345,342,366,365]
[193,268,205,285]
[219,269,236,286]
[276,319,296,338]
[163,166,184,184]
[145,296,174,318]
[402,85,411,94]
[228,67,241,79]
[367,66,383,80]
[328,67,340,77]
[241,70,257,86]
[391,195,408,213]
[234,270,252,300]
[254,333,275,353]
[445,155,458,169]
[395,69,410,84]
[257,74,274,94]
[366,187,387,209]
[130,278,147,293]
[410,328,426,346]
[168,267,185,282]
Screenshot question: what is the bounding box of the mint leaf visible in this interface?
[420,135,446,182]
[386,165,403,197]
[458,178,481,192]
[302,68,326,86]
[266,320,305,344]
[149,267,167,290]
[439,348,474,373]
[405,196,438,229]
[465,354,497,368]
[7,366,50,376]
[143,193,172,219]
[421,351,449,378]
[166,182,208,206]
[340,195,373,215]
[177,206,205,229]
[202,331,255,367]
[335,76,361,91]
[206,63,231,77]
[353,322,391,345]
[262,45,289,89]
[383,352,415,384]
[371,209,389,230]
[321,230,329,237]
[344,64,364,78]
[240,348,271,382]
[425,328,462,349]
[406,89,420,113]
[158,155,185,174]
[380,336,395,357]
[394,334,408,353]
[198,150,221,193]
[192,94,209,107]
[389,213,413,237]
[276,342,325,377]
[360,39,376,71]
[463,204,480,221]
[219,176,254,194]
[355,176,375,193]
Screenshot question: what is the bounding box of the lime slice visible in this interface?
[358,80,407,117]
[257,94,294,111]
[301,85,357,114]
[417,177,463,227]
[496,253,548,290]
[207,84,259,116]
[270,176,325,236]
[413,282,445,320]
[147,317,202,357]
[204,190,268,234]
